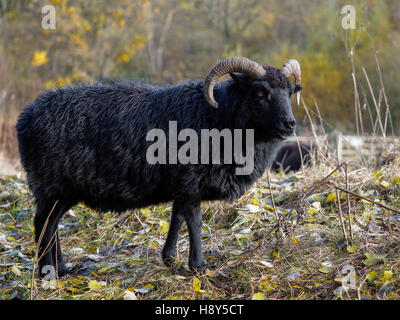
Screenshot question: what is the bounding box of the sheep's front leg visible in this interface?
[162,201,185,266]
[184,198,206,270]
[163,195,205,270]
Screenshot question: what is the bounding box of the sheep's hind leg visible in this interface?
[162,201,185,266]
[52,230,70,277]
[34,199,71,278]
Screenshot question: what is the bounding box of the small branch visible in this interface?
[336,189,349,246]
[335,186,400,214]
[345,164,353,239]
[267,170,283,239]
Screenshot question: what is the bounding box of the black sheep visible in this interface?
[272,142,311,172]
[16,57,302,277]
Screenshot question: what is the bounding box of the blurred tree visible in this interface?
[0,0,399,134]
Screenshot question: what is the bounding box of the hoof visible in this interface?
[189,260,207,272]
[162,248,177,267]
[162,256,177,267]
[38,263,70,279]
[57,264,71,277]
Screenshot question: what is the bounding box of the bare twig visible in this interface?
[335,186,400,214]
[362,66,386,144]
[336,189,348,246]
[267,170,283,239]
[345,164,353,239]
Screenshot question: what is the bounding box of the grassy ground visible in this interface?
[0,158,400,300]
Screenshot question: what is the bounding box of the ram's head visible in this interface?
[203,57,302,139]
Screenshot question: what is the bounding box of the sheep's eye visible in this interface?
[257,91,264,97]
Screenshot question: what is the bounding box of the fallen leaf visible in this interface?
[327,192,337,203]
[192,277,201,292]
[265,204,275,211]
[259,261,273,268]
[11,265,21,276]
[259,280,276,292]
[251,292,266,300]
[88,280,103,290]
[141,208,152,217]
[123,290,138,300]
[307,207,317,214]
[372,171,382,179]
[319,261,333,274]
[347,245,357,253]
[380,271,393,282]
[286,271,300,281]
[380,180,390,188]
[366,271,378,282]
[159,220,169,233]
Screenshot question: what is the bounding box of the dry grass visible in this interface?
[0,153,399,300]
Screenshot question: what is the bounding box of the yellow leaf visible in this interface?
[252,199,258,205]
[363,258,377,266]
[291,237,299,245]
[292,285,304,289]
[143,283,154,289]
[56,280,65,289]
[141,208,151,217]
[347,245,357,253]
[259,281,276,292]
[365,252,385,260]
[251,292,266,300]
[381,271,393,281]
[318,266,333,274]
[270,250,280,259]
[372,171,382,179]
[69,279,83,286]
[192,277,201,292]
[366,271,378,282]
[327,192,337,203]
[393,177,400,186]
[265,204,275,211]
[307,207,316,215]
[159,220,169,233]
[88,280,103,290]
[380,180,390,188]
[32,50,49,66]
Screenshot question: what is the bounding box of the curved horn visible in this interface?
[281,59,301,106]
[203,57,266,108]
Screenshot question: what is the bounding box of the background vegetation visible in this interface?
[0,0,399,132]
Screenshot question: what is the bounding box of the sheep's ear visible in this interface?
[230,73,250,86]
